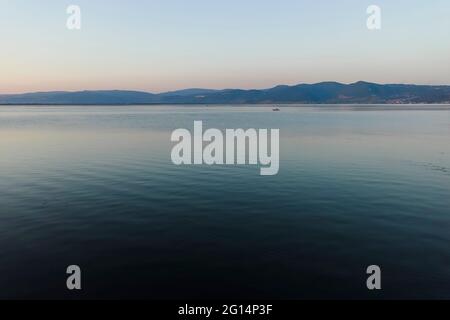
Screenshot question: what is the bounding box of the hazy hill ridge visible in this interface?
[1,82,450,104]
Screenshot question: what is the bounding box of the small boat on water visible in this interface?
[272,107,281,111]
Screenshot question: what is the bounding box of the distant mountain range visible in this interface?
[1,81,450,105]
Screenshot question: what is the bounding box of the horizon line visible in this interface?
[2,80,450,96]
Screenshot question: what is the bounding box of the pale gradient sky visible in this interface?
[1,0,450,93]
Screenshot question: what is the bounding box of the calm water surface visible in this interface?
[0,105,449,299]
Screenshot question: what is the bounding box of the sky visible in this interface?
[0,0,450,93]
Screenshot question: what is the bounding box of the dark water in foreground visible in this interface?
[0,105,449,299]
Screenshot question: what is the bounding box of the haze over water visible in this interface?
[0,105,449,299]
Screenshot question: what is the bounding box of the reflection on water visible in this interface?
[0,105,449,299]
